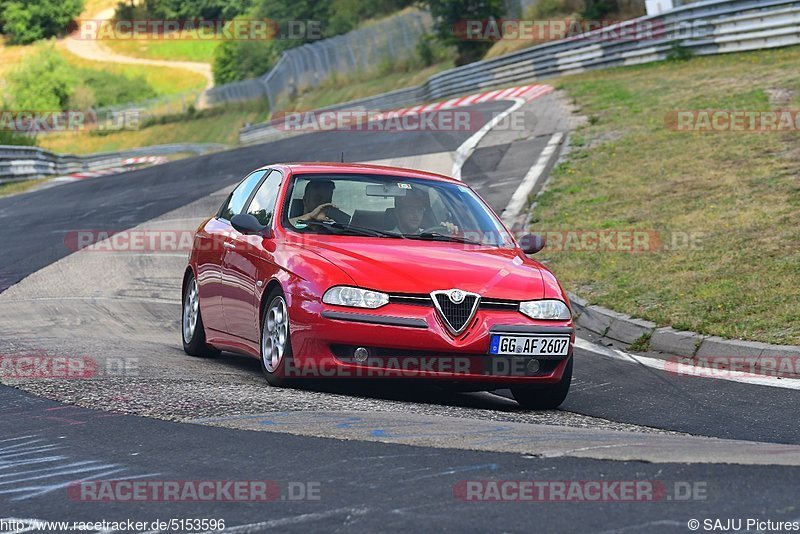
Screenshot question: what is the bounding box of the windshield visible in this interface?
[282,173,514,247]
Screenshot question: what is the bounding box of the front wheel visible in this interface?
[511,357,572,410]
[260,287,296,387]
[182,272,220,358]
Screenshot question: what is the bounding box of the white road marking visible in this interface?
[575,337,800,390]
[501,132,564,225]
[451,98,527,181]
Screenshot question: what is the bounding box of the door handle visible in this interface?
[223,242,236,249]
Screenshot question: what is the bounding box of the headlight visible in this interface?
[323,286,389,309]
[519,299,571,320]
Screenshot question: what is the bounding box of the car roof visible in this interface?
[263,162,462,184]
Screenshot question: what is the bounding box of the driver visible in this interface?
[391,188,458,235]
[290,179,350,226]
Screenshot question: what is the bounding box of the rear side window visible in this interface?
[245,170,283,226]
[218,170,267,221]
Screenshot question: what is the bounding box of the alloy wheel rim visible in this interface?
[183,278,199,344]
[262,296,288,373]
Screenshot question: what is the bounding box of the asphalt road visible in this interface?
[1,93,798,532]
[3,386,800,533]
[0,100,509,293]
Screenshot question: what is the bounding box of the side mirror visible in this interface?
[231,213,268,236]
[519,233,545,254]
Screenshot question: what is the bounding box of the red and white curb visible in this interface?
[52,156,168,183]
[370,84,553,122]
[451,84,555,181]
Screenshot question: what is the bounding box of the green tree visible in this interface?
[426,0,506,65]
[121,0,253,20]
[8,45,77,110]
[2,0,84,44]
[213,34,278,84]
[212,0,330,84]
[0,129,37,146]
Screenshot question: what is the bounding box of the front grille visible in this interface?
[389,293,516,310]
[434,293,478,334]
[388,294,431,306]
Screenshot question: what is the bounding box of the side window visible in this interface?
[218,170,267,221]
[245,170,282,226]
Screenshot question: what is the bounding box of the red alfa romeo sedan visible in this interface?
[182,163,575,409]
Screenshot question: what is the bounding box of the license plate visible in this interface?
[489,334,570,357]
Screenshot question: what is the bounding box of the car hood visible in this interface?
[304,237,546,300]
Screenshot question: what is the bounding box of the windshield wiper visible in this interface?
[300,220,402,238]
[403,231,482,245]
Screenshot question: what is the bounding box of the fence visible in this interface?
[238,0,800,144]
[205,9,433,110]
[87,9,432,124]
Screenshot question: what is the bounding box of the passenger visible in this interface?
[391,188,458,235]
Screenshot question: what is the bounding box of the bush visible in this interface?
[581,0,618,20]
[2,0,83,44]
[115,0,253,20]
[327,0,414,36]
[7,45,77,110]
[416,34,436,67]
[426,0,506,66]
[527,0,584,19]
[666,40,694,61]
[525,0,644,22]
[0,129,37,146]
[6,45,158,112]
[75,68,157,108]
[213,37,278,85]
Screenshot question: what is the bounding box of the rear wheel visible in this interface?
[511,357,572,410]
[260,287,296,387]
[182,273,220,358]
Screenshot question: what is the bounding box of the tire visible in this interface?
[260,287,296,387]
[511,357,572,410]
[182,272,220,358]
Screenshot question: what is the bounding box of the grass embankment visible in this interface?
[282,61,452,111]
[103,38,219,62]
[38,104,269,154]
[0,38,37,77]
[533,46,800,344]
[37,59,452,154]
[56,46,207,95]
[0,179,47,198]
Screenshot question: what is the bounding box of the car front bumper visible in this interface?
[287,299,574,384]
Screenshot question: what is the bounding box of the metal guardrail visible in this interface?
[239,0,800,145]
[4,0,797,180]
[0,143,227,184]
